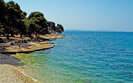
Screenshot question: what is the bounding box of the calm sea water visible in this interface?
[17,31,133,83]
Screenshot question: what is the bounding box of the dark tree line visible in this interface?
[0,0,64,39]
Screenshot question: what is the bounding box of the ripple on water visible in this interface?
[14,31,133,83]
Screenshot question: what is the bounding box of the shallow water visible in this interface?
[16,31,133,83]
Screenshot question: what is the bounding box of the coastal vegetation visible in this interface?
[0,1,64,82]
[0,0,64,40]
[0,0,64,54]
[0,0,65,82]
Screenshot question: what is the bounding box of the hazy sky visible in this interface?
[5,0,133,32]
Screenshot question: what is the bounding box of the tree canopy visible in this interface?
[0,0,64,39]
[56,24,64,34]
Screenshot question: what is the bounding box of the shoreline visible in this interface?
[0,34,64,54]
[0,44,55,54]
[0,64,38,83]
[0,34,64,83]
[13,66,39,83]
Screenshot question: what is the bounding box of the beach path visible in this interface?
[0,64,24,83]
[0,54,38,83]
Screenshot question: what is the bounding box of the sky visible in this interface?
[5,0,133,32]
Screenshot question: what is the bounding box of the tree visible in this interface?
[23,18,31,37]
[0,0,7,35]
[5,1,27,39]
[56,24,64,34]
[0,0,64,40]
[0,0,7,22]
[28,12,48,37]
[47,21,56,33]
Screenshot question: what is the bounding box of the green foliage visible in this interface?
[47,21,56,33]
[28,12,48,35]
[0,0,7,21]
[0,0,64,39]
[5,1,26,37]
[0,0,7,34]
[56,24,64,34]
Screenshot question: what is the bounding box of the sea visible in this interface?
[16,31,133,83]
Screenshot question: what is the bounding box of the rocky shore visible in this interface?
[0,34,64,83]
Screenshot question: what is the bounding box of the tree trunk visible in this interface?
[20,33,23,38]
[6,34,10,40]
[36,33,38,41]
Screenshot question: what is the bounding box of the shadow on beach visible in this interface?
[0,54,23,66]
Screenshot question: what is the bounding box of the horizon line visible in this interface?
[64,29,133,33]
